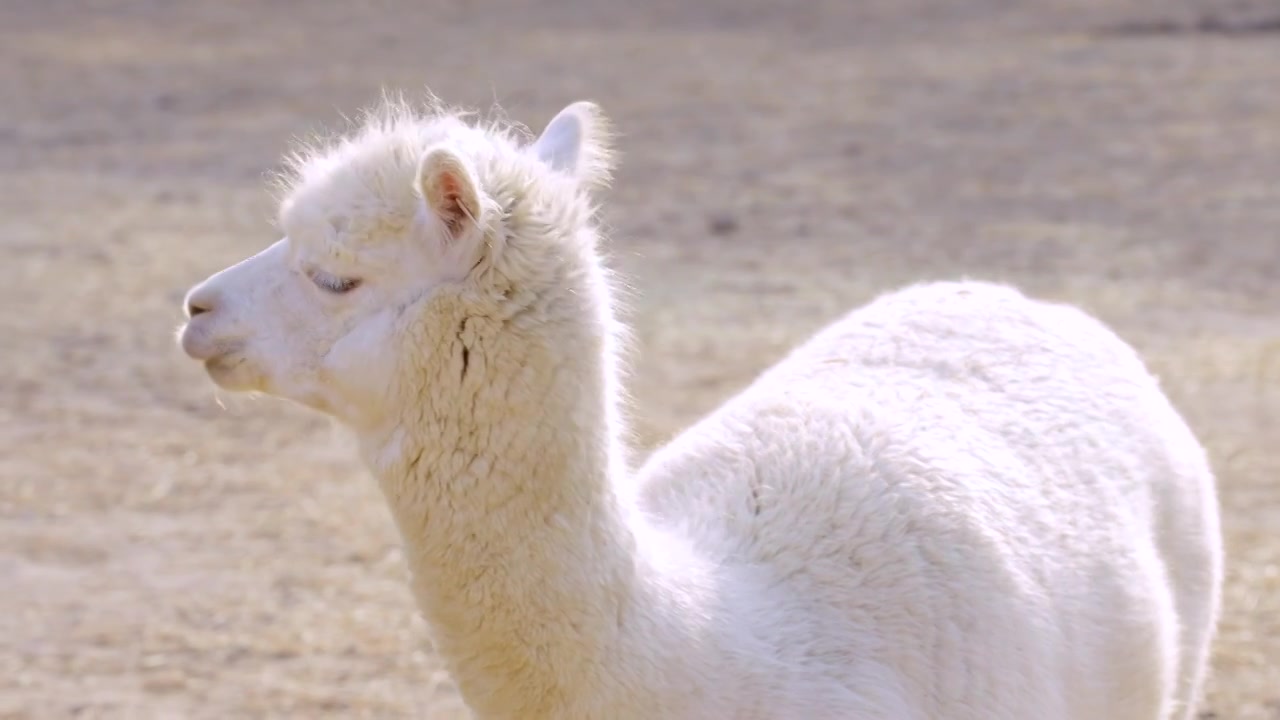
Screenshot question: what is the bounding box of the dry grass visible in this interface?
[2,1,1278,718]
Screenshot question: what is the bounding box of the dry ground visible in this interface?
[2,1,1278,718]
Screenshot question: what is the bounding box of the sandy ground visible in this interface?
[2,1,1278,718]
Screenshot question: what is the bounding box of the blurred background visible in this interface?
[2,1,1277,717]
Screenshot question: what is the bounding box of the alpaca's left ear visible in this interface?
[531,101,615,190]
[416,144,482,243]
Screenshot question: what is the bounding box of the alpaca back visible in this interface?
[637,280,1222,720]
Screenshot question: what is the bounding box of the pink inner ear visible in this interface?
[435,172,473,236]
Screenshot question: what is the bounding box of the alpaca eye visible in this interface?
[310,270,361,294]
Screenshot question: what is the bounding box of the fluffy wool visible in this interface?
[178,93,1223,720]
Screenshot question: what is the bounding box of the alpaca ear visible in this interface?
[531,101,615,189]
[415,145,482,242]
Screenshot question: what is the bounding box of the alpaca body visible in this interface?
[632,280,1221,720]
[178,96,1222,720]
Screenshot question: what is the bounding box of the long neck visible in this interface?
[356,264,719,717]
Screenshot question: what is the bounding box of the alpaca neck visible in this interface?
[354,286,725,717]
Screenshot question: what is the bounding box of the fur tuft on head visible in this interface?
[271,92,617,205]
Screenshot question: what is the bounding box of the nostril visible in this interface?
[184,284,222,319]
[186,298,212,318]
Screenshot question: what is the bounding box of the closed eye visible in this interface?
[309,270,362,294]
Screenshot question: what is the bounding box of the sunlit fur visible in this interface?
[179,93,1223,720]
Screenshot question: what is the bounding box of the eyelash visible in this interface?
[309,270,361,295]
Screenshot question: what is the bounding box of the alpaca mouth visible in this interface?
[177,324,251,389]
[178,321,241,362]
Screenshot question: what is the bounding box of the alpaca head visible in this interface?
[178,98,615,429]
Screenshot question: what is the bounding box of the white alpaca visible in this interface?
[178,94,1223,720]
